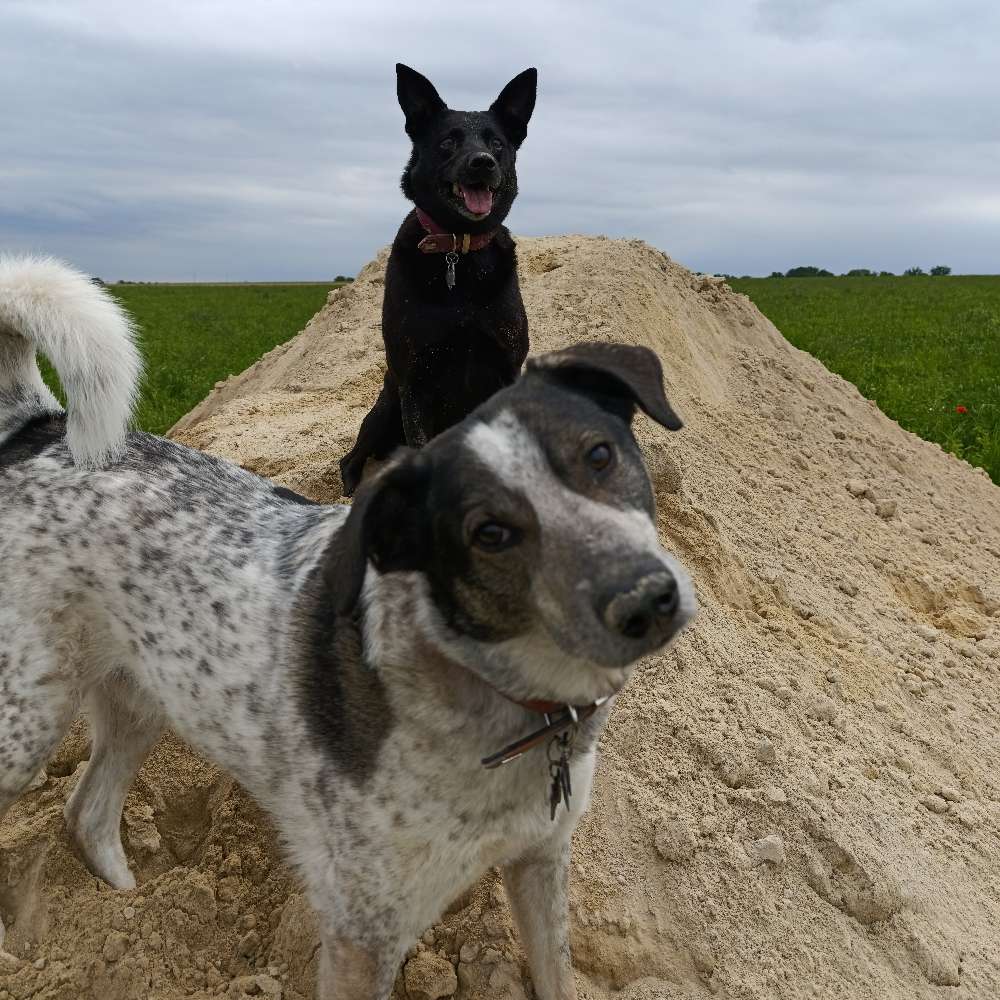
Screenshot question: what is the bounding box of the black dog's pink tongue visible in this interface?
[459,185,493,215]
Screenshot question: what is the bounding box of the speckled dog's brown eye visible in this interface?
[586,442,613,471]
[473,521,513,551]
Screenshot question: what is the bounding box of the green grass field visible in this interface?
[40,283,335,436]
[730,276,1000,484]
[36,276,999,486]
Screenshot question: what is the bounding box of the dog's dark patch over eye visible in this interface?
[586,442,613,471]
[472,521,516,552]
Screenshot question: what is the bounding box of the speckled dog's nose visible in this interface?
[598,570,679,640]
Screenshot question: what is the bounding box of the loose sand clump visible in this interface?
[3,236,1000,1000]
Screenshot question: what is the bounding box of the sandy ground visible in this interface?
[2,236,999,1000]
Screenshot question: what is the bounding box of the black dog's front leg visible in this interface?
[339,374,406,495]
[399,383,432,448]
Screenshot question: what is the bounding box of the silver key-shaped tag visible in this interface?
[445,251,458,290]
[547,729,576,821]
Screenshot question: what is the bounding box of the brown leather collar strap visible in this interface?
[489,682,580,718]
[481,701,605,770]
[415,208,497,254]
[512,696,565,714]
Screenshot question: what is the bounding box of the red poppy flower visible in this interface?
[955,405,968,414]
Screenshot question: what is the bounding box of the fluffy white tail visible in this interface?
[0,255,141,467]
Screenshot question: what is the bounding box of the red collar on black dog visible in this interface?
[415,207,498,254]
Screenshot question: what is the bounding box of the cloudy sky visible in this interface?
[2,0,998,280]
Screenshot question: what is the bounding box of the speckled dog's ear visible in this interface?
[333,451,431,617]
[527,342,683,431]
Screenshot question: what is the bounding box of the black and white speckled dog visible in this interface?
[0,257,696,998]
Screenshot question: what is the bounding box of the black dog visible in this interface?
[339,63,537,495]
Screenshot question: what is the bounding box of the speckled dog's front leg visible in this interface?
[318,928,399,1000]
[503,836,578,1000]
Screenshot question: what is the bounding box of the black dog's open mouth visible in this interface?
[444,181,496,219]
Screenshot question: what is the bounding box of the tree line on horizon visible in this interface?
[766,265,951,278]
[721,265,953,280]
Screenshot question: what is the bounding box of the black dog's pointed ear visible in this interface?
[489,68,537,147]
[396,63,447,138]
[331,451,430,617]
[527,342,684,431]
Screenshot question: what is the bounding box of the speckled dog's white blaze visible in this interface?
[461,409,697,703]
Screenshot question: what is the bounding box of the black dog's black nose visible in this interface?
[468,152,497,176]
[600,572,679,640]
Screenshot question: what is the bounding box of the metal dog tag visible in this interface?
[445,251,458,290]
[548,729,576,821]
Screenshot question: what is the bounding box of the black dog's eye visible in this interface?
[586,443,613,471]
[439,137,456,153]
[472,521,515,551]
[489,138,503,153]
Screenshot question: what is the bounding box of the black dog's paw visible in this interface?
[339,455,362,497]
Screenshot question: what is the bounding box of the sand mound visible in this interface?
[3,236,1000,1000]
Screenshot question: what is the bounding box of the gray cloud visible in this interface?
[2,0,998,279]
